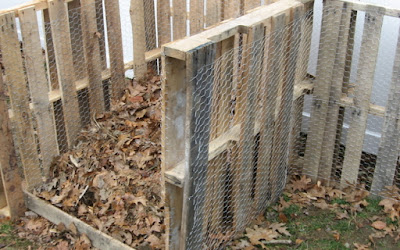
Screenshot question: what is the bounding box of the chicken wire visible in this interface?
[168,2,400,249]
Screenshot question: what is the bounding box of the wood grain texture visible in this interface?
[48,0,81,148]
[157,0,171,45]
[181,42,216,249]
[172,0,186,40]
[0,73,25,218]
[80,0,105,114]
[190,0,204,35]
[19,6,59,177]
[206,0,221,27]
[131,0,147,79]
[0,12,42,190]
[370,18,400,195]
[104,0,125,100]
[303,0,343,182]
[318,3,353,184]
[340,9,384,188]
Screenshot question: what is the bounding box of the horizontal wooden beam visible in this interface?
[24,190,133,250]
[340,0,400,18]
[49,48,161,103]
[0,0,75,16]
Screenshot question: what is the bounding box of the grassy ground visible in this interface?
[0,221,35,249]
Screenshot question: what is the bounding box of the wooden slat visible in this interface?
[233,23,264,232]
[161,55,187,249]
[172,0,186,40]
[370,25,400,195]
[318,3,353,184]
[48,0,81,147]
[19,6,59,177]
[223,0,241,20]
[181,42,216,249]
[206,0,221,27]
[43,8,59,90]
[131,0,147,79]
[24,191,132,249]
[104,0,125,100]
[94,0,107,70]
[341,0,400,18]
[80,0,105,114]
[0,73,25,218]
[289,7,313,172]
[303,0,344,182]
[190,0,204,35]
[340,10,384,188]
[68,0,87,80]
[143,0,157,50]
[244,0,261,12]
[157,0,171,45]
[0,12,42,190]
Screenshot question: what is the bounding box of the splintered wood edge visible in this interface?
[24,191,133,250]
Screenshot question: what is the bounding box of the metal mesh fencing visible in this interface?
[169,1,400,248]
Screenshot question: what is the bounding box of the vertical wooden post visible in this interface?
[0,73,25,218]
[104,0,125,100]
[181,42,216,249]
[95,0,107,70]
[0,12,42,190]
[243,0,261,13]
[18,6,59,177]
[157,0,171,45]
[161,54,187,249]
[131,0,147,79]
[143,0,157,50]
[303,1,343,182]
[80,0,105,114]
[48,0,81,147]
[190,0,204,35]
[223,0,240,20]
[340,10,383,188]
[318,3,353,184]
[370,24,400,195]
[172,0,186,40]
[68,0,87,80]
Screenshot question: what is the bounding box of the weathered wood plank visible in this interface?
[43,8,59,90]
[95,0,107,70]
[68,0,87,80]
[223,0,241,20]
[19,6,59,177]
[161,54,187,249]
[0,12,42,190]
[24,191,132,249]
[233,23,264,232]
[341,0,400,18]
[172,0,186,40]
[318,3,353,184]
[80,0,105,114]
[181,42,216,249]
[0,73,25,218]
[104,0,125,100]
[206,0,221,27]
[131,0,147,79]
[48,0,81,148]
[303,0,343,182]
[143,0,157,50]
[190,0,204,35]
[244,0,261,12]
[157,0,171,45]
[340,9,384,188]
[370,23,400,195]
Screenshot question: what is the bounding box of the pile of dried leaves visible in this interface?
[34,73,164,249]
[231,175,400,249]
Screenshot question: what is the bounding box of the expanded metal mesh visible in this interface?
[174,2,400,249]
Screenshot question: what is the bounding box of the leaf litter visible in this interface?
[31,73,165,249]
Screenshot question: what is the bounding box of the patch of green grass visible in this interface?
[331,198,349,205]
[282,193,291,202]
[332,220,355,233]
[283,204,301,218]
[298,239,346,250]
[365,197,382,213]
[0,222,35,249]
